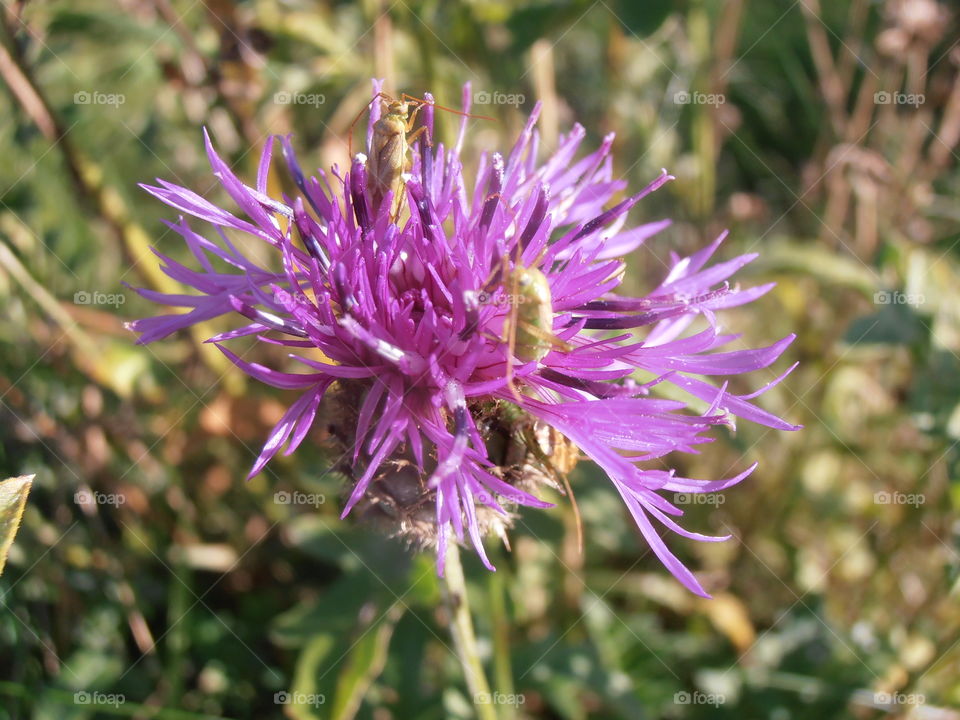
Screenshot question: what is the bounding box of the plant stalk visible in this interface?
[443,542,497,720]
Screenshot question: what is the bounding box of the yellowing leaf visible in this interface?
[699,591,756,654]
[0,474,33,576]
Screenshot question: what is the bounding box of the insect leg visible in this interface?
[503,253,524,403]
[519,425,584,555]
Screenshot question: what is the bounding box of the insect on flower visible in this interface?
[129,79,800,598]
[475,248,571,404]
[349,91,493,221]
[475,230,585,547]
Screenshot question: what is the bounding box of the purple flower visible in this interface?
[128,81,798,597]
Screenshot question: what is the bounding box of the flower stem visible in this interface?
[443,542,497,720]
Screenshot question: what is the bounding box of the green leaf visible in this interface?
[845,304,928,347]
[285,634,337,720]
[0,475,33,576]
[270,574,376,649]
[283,603,404,720]
[506,1,595,53]
[329,603,404,720]
[613,0,675,37]
[758,242,879,295]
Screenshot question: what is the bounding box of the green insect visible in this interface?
[506,264,555,364]
[485,242,573,402]
[500,258,584,553]
[471,209,586,553]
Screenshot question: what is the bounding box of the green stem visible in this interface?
[443,543,497,720]
[488,565,515,720]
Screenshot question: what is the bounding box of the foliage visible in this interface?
[1,0,959,718]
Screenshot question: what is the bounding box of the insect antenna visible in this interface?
[399,93,496,123]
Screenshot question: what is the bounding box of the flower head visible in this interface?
[129,80,798,597]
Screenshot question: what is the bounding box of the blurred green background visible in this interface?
[2,0,960,718]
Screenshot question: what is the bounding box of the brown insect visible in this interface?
[349,92,493,221]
